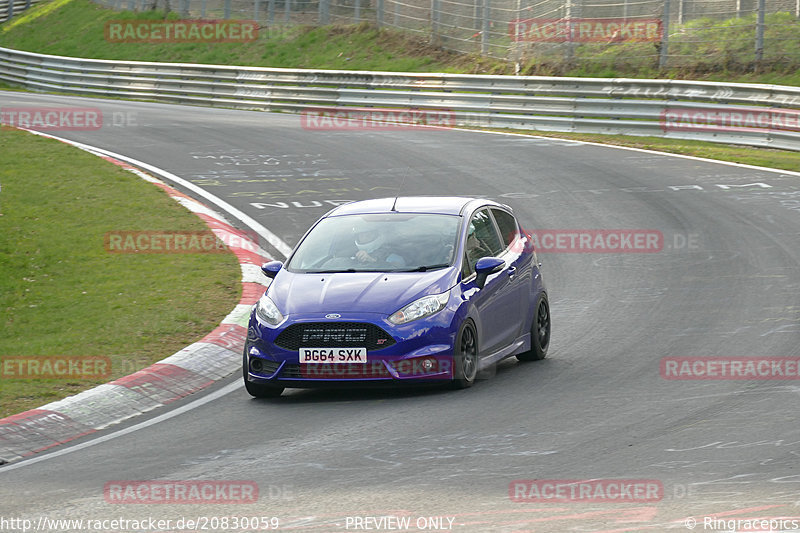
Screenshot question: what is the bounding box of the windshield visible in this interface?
[286,213,461,273]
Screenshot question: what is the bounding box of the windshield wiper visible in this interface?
[304,268,357,273]
[399,264,450,272]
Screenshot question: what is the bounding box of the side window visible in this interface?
[465,209,503,273]
[461,252,472,279]
[491,209,519,250]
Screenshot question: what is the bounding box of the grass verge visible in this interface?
[0,0,489,73]
[0,128,241,418]
[519,13,800,84]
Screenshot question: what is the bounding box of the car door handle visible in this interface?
[507,266,516,279]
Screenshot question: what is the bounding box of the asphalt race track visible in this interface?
[2,91,800,532]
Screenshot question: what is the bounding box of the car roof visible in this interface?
[326,196,508,217]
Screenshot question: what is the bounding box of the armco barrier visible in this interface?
[1,46,799,150]
[0,0,39,23]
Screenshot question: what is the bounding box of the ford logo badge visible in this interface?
[324,313,341,319]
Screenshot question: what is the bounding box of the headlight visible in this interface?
[255,294,284,326]
[389,292,449,325]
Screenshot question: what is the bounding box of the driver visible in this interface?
[466,222,492,271]
[353,227,405,266]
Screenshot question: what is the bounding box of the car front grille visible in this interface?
[280,362,393,379]
[274,322,395,351]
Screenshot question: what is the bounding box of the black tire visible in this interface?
[243,353,284,398]
[452,320,479,389]
[517,293,550,362]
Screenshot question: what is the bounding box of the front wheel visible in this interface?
[452,320,479,389]
[517,293,550,362]
[243,353,284,398]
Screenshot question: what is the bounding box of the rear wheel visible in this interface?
[452,320,479,389]
[517,293,550,362]
[243,353,284,398]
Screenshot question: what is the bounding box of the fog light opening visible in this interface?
[250,358,263,372]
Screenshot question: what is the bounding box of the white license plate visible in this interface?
[299,347,367,364]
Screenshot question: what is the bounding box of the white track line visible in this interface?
[0,381,242,472]
[25,130,293,258]
[1,131,292,471]
[5,112,796,470]
[455,127,800,178]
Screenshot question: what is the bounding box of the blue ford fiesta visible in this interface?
[243,196,550,398]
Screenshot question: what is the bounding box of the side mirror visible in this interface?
[474,257,504,289]
[261,261,283,279]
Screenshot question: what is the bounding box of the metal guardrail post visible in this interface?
[376,0,383,27]
[431,0,439,44]
[224,0,231,19]
[268,0,275,24]
[755,0,765,67]
[659,0,670,69]
[319,0,329,25]
[8,0,14,18]
[284,0,291,23]
[481,0,489,55]
[565,0,575,63]
[354,0,360,23]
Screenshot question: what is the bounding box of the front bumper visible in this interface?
[244,310,458,386]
